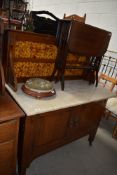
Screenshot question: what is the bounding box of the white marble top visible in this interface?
[6,80,116,116]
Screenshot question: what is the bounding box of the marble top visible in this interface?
[6,80,116,116]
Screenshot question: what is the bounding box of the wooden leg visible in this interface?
[61,74,65,90]
[18,167,26,175]
[105,110,111,120]
[88,130,97,146]
[112,122,117,139]
[95,70,98,87]
[50,67,57,81]
[18,118,27,175]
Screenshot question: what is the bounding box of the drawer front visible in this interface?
[0,141,16,175]
[0,120,18,143]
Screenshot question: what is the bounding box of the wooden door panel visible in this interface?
[32,109,69,146]
[67,102,104,137]
[67,105,87,137]
[0,120,17,143]
[0,141,16,175]
[84,102,104,127]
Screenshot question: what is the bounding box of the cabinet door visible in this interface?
[67,105,86,137]
[21,110,70,167]
[0,141,16,175]
[32,109,69,146]
[83,101,105,129]
[67,101,104,138]
[0,119,19,175]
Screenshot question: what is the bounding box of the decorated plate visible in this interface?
[22,85,56,99]
[25,78,53,92]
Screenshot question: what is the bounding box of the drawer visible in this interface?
[0,120,18,143]
[0,141,16,175]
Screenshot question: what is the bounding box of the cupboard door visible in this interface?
[32,109,69,146]
[67,102,104,138]
[67,105,86,137]
[0,119,19,175]
[83,101,104,128]
[0,141,16,175]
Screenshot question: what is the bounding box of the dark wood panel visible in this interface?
[6,29,56,44]
[32,109,70,146]
[67,102,104,138]
[0,91,24,175]
[0,60,5,95]
[0,91,24,122]
[0,119,19,175]
[0,140,16,175]
[68,21,111,56]
[0,120,18,143]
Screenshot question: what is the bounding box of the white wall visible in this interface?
[27,0,117,52]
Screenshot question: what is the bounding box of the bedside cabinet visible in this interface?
[0,91,24,175]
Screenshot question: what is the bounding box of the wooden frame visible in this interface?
[63,13,86,23]
[0,59,5,95]
[3,29,91,91]
[99,73,117,91]
[3,29,57,91]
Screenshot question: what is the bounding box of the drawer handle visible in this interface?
[74,118,79,127]
[69,117,80,128]
[69,119,74,128]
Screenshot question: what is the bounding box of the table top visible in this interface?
[6,80,116,116]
